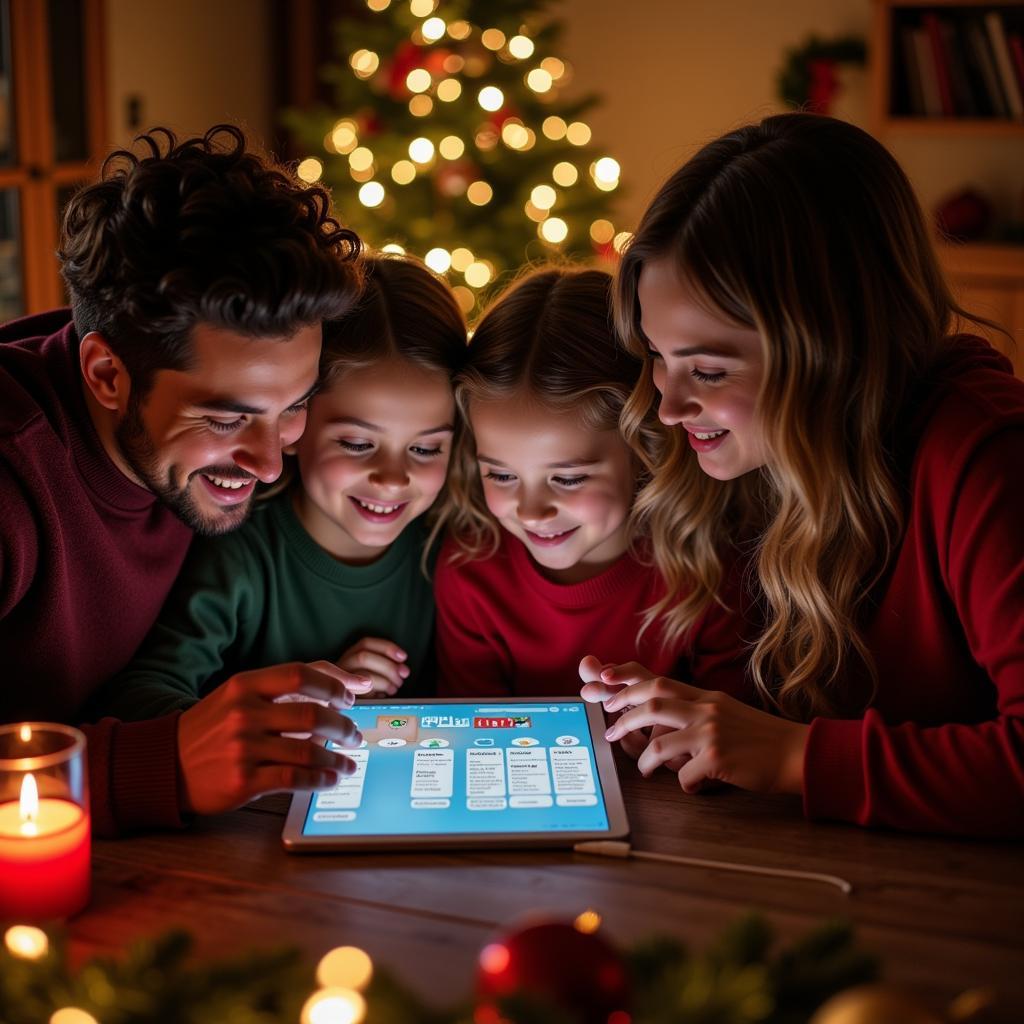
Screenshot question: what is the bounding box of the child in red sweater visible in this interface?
[434,267,754,702]
[581,113,1024,838]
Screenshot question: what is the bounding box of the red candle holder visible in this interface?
[0,723,90,921]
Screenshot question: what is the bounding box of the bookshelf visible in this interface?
[870,0,1024,375]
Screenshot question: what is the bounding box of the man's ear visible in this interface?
[79,332,131,412]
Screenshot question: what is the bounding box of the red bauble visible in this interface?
[807,57,840,113]
[387,40,426,99]
[476,920,630,1024]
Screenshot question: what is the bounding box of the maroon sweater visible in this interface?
[804,338,1024,837]
[0,311,192,836]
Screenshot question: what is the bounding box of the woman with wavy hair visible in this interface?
[581,113,1024,837]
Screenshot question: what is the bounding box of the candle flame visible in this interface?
[19,773,39,836]
[19,724,31,741]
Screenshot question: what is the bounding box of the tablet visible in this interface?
[282,697,629,851]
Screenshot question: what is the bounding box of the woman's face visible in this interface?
[637,257,768,481]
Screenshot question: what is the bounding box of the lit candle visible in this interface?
[0,724,90,920]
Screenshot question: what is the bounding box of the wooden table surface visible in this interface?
[73,767,1024,1020]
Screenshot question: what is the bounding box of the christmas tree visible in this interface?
[284,0,627,318]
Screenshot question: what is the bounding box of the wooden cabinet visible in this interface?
[869,0,1024,375]
[0,0,106,320]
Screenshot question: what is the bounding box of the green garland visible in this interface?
[0,916,879,1024]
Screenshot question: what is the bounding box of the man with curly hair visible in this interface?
[0,126,369,835]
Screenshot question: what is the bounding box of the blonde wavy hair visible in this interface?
[616,113,991,719]
[434,266,664,563]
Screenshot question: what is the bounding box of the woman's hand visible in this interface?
[338,637,410,696]
[580,656,808,795]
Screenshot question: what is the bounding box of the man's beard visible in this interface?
[114,396,254,536]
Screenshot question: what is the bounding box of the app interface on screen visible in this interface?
[302,701,610,836]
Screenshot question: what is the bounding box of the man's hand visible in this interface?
[337,637,409,696]
[177,660,372,816]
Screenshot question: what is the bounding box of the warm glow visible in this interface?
[409,95,433,117]
[381,243,405,254]
[593,157,621,183]
[331,121,358,154]
[317,946,374,991]
[437,77,462,102]
[421,16,446,41]
[19,725,31,742]
[530,184,557,210]
[467,181,493,205]
[540,217,568,243]
[301,988,366,1024]
[508,35,535,59]
[296,158,323,184]
[409,0,435,17]
[5,925,48,959]
[439,135,465,160]
[349,166,373,183]
[50,1010,99,1024]
[425,247,452,273]
[358,182,385,208]
[542,115,567,140]
[481,28,506,51]
[464,261,492,288]
[474,126,499,151]
[453,286,475,313]
[524,200,547,223]
[478,86,504,111]
[590,219,615,244]
[408,137,435,163]
[349,49,380,79]
[447,20,471,40]
[406,68,432,93]
[366,0,390,10]
[451,247,474,271]
[552,161,578,187]
[613,230,634,253]
[349,146,374,172]
[501,120,530,150]
[526,68,553,93]
[19,773,38,835]
[574,909,602,934]
[479,943,511,974]
[566,121,592,146]
[541,56,566,79]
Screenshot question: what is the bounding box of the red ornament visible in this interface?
[424,47,452,76]
[807,57,840,113]
[387,40,427,99]
[476,919,630,1024]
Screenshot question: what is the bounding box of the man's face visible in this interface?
[116,322,322,535]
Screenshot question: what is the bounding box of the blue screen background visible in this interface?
[302,701,611,836]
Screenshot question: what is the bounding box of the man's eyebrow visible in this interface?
[325,417,455,435]
[194,382,320,416]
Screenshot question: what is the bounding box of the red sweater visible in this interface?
[0,311,192,836]
[435,531,755,701]
[804,338,1024,837]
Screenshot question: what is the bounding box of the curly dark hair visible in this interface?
[58,124,363,396]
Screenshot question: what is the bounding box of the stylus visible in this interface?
[572,840,853,896]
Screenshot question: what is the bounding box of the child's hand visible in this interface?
[581,656,808,795]
[338,637,410,696]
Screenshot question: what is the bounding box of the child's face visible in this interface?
[290,357,455,562]
[637,257,767,481]
[470,396,634,583]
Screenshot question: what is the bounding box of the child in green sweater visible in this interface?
[95,255,466,727]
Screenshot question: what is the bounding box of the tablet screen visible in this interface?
[299,700,611,838]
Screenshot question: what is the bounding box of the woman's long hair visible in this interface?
[435,266,663,562]
[616,113,985,718]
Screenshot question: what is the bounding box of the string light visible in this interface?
[541,56,566,79]
[382,243,405,254]
[5,925,48,959]
[49,1010,98,1024]
[542,115,567,140]
[480,28,506,51]
[391,160,416,184]
[409,95,433,116]
[467,181,493,205]
[477,86,504,111]
[421,16,446,41]
[349,146,374,172]
[474,125,499,150]
[409,0,435,17]
[358,182,385,208]
[540,217,568,243]
[447,20,471,40]
[508,35,534,59]
[530,184,556,210]
[574,909,602,934]
[366,0,390,9]
[297,158,323,183]
[350,166,374,183]
[451,247,474,271]
[524,200,548,222]
[526,68,553,93]
[501,120,529,149]
[566,121,592,146]
[406,68,431,93]
[464,260,493,287]
[592,157,621,184]
[349,49,379,78]
[437,77,462,101]
[408,137,435,163]
[613,230,634,253]
[301,988,366,1024]
[452,286,475,313]
[439,135,465,159]
[317,947,374,990]
[425,247,452,273]
[330,120,358,154]
[552,161,578,186]
[590,219,615,244]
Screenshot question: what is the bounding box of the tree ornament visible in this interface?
[475,918,630,1024]
[810,984,944,1024]
[777,35,866,113]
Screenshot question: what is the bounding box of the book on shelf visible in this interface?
[923,13,957,115]
[984,10,1024,118]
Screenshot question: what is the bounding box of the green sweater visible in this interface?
[95,491,437,720]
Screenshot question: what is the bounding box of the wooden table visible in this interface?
[73,768,1023,1020]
